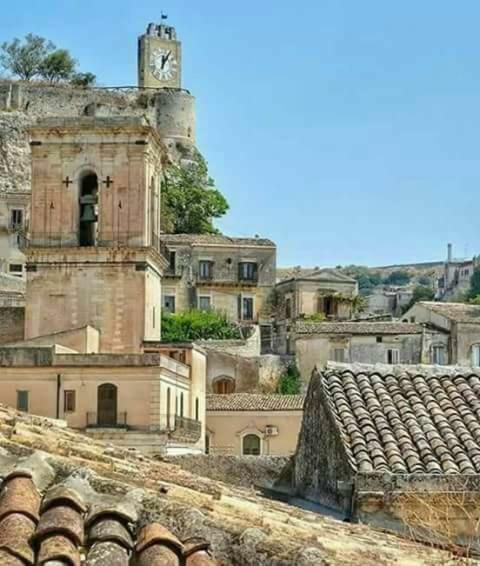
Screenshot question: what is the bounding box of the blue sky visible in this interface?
[1,1,479,267]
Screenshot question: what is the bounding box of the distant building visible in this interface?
[294,321,443,382]
[403,301,480,366]
[437,243,479,301]
[367,286,413,316]
[288,364,480,550]
[273,268,359,354]
[206,393,304,456]
[0,191,29,278]
[160,233,276,325]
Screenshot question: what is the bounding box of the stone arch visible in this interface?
[79,170,98,246]
[242,433,261,456]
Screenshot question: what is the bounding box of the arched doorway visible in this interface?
[97,383,117,426]
[242,434,261,456]
[79,172,98,246]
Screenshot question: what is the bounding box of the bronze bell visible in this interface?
[80,204,97,223]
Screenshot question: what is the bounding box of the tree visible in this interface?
[39,49,76,82]
[384,270,411,286]
[162,152,229,234]
[277,363,301,395]
[0,34,54,80]
[468,267,480,300]
[70,72,96,87]
[404,285,435,312]
[161,309,240,342]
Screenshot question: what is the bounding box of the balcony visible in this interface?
[172,415,202,441]
[86,411,128,429]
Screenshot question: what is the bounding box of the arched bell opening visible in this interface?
[79,172,98,246]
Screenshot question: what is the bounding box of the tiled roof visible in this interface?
[296,321,422,335]
[414,301,480,323]
[161,233,276,247]
[318,365,480,475]
[277,267,356,283]
[207,394,305,412]
[0,403,459,564]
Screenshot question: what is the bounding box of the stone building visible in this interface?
[367,286,413,316]
[0,190,29,278]
[273,267,358,354]
[289,364,480,550]
[403,301,480,367]
[160,233,276,325]
[294,321,448,383]
[436,243,478,301]
[206,393,304,456]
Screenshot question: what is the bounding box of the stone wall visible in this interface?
[163,454,289,489]
[0,306,24,344]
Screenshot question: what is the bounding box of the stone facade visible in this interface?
[0,306,24,345]
[0,190,29,276]
[273,268,358,354]
[403,301,480,366]
[294,321,446,383]
[160,233,276,324]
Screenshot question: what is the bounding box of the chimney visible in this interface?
[447,243,453,263]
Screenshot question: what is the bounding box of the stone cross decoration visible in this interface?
[62,176,73,187]
[102,176,114,188]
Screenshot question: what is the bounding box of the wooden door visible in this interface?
[97,383,117,426]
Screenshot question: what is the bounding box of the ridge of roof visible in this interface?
[414,301,480,323]
[160,233,276,247]
[296,321,422,335]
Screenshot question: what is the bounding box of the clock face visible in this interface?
[150,47,178,81]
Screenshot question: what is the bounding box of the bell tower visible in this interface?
[138,21,182,89]
[25,117,166,353]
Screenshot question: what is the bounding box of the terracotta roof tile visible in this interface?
[0,549,28,566]
[85,541,129,565]
[206,393,305,412]
[37,534,80,566]
[414,301,480,323]
[88,517,133,550]
[0,513,36,564]
[184,538,216,566]
[319,365,480,475]
[0,474,40,523]
[34,504,85,547]
[161,233,275,248]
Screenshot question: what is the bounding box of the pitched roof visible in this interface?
[317,364,480,475]
[0,403,452,565]
[415,301,480,323]
[207,393,305,411]
[296,321,422,336]
[161,233,276,247]
[277,267,356,283]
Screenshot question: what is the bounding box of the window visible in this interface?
[285,297,292,319]
[387,349,400,364]
[180,392,184,418]
[195,397,199,421]
[333,348,346,363]
[243,434,261,456]
[239,262,258,282]
[199,260,213,280]
[213,377,235,394]
[9,264,23,277]
[10,209,23,230]
[376,336,383,343]
[16,390,29,412]
[242,296,254,320]
[64,390,76,413]
[198,296,211,311]
[432,345,446,365]
[152,306,156,328]
[163,295,176,314]
[169,251,176,273]
[167,388,171,428]
[472,345,480,367]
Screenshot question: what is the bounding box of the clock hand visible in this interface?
[161,50,172,69]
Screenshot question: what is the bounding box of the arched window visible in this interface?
[472,345,480,367]
[79,172,98,246]
[97,383,117,426]
[213,377,235,394]
[242,434,261,456]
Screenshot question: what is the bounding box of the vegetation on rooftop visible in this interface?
[0,34,96,86]
[403,284,435,312]
[161,151,229,234]
[161,309,241,342]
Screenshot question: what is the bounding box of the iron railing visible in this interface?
[174,415,201,436]
[86,412,128,428]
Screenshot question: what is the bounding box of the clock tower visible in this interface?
[138,22,182,89]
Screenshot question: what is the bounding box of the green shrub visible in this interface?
[277,363,301,395]
[161,309,241,342]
